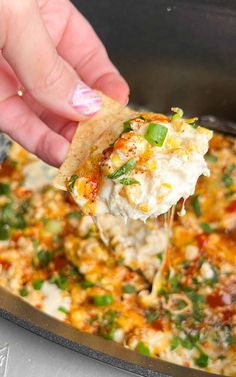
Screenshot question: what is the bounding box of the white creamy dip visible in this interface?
[72,112,212,222]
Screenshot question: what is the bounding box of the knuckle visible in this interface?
[30,55,65,94]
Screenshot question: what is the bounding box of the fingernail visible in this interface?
[70,82,102,116]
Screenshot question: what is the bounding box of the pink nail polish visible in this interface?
[71,82,102,116]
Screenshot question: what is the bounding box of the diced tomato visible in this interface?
[0,260,11,271]
[53,255,68,271]
[226,200,236,213]
[152,319,164,331]
[207,291,231,308]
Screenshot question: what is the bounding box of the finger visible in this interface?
[22,90,77,142]
[0,94,69,167]
[1,0,102,121]
[52,1,129,104]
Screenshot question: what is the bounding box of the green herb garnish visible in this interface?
[122,284,136,294]
[19,287,29,297]
[80,280,94,289]
[194,353,208,368]
[200,222,214,234]
[119,177,140,185]
[58,306,69,314]
[37,250,52,268]
[32,279,44,290]
[0,224,9,240]
[68,175,78,193]
[67,211,82,219]
[145,310,160,324]
[0,183,11,196]
[169,275,181,293]
[190,195,202,217]
[171,107,183,121]
[135,341,151,357]
[93,294,114,306]
[45,219,62,235]
[144,123,168,147]
[123,119,132,133]
[206,153,218,163]
[50,274,68,290]
[107,158,136,179]
[222,163,236,188]
[170,336,181,350]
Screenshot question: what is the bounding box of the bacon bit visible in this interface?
[0,260,11,271]
[226,200,236,213]
[53,255,68,271]
[197,233,208,251]
[152,319,164,331]
[207,291,231,308]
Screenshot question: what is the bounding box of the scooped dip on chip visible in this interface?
[55,94,213,221]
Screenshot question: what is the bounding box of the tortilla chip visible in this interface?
[54,92,136,190]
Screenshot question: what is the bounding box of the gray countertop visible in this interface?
[0,317,129,377]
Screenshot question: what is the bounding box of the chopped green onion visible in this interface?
[144,123,168,147]
[67,211,82,219]
[58,306,69,314]
[171,107,184,121]
[227,335,236,345]
[145,310,160,324]
[68,175,78,193]
[200,222,214,234]
[119,177,140,185]
[0,183,11,196]
[122,284,136,294]
[170,336,181,350]
[190,123,199,129]
[222,163,236,188]
[92,294,114,306]
[117,257,124,265]
[223,175,233,188]
[194,353,209,368]
[45,219,62,235]
[206,153,218,163]
[122,119,132,133]
[156,252,163,262]
[50,274,68,290]
[169,275,181,293]
[135,341,151,357]
[181,336,195,350]
[32,279,44,290]
[219,355,226,360]
[0,225,9,240]
[37,249,52,268]
[190,195,202,217]
[107,158,136,179]
[19,287,29,297]
[80,280,94,289]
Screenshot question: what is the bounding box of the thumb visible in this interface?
[1,0,101,121]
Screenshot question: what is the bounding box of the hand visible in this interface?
[0,0,129,166]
